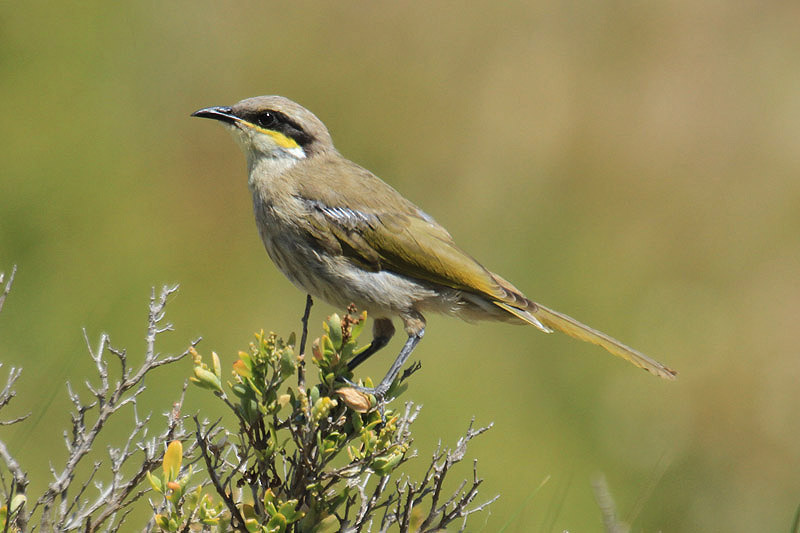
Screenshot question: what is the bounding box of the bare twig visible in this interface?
[0,285,202,532]
[0,440,27,499]
[0,363,30,530]
[194,416,246,531]
[298,294,313,391]
[410,420,496,533]
[0,265,17,315]
[0,365,28,424]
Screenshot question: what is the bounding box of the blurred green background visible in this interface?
[2,1,799,530]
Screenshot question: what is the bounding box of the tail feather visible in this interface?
[533,303,677,380]
[493,300,553,333]
[494,299,677,380]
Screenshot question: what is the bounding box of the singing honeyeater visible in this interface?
[192,96,677,397]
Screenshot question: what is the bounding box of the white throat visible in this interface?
[247,153,301,189]
[226,125,307,189]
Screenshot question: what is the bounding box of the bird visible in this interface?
[192,95,677,398]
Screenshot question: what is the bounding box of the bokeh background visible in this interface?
[2,1,799,530]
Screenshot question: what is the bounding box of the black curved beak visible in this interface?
[191,106,239,125]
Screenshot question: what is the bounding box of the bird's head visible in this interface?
[192,96,334,165]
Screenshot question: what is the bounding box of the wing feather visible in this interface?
[293,157,511,301]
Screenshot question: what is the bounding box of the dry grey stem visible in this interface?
[0,284,202,532]
[340,417,497,533]
[0,265,17,316]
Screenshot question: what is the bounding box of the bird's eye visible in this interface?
[256,111,278,129]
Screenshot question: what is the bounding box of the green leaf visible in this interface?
[242,503,257,519]
[280,345,295,378]
[233,359,252,379]
[5,493,23,517]
[267,513,287,532]
[239,397,259,425]
[184,485,203,509]
[177,464,194,489]
[321,335,335,360]
[263,489,277,515]
[192,366,222,392]
[313,514,340,533]
[231,383,249,398]
[364,417,383,431]
[311,338,323,363]
[211,351,222,379]
[311,396,336,422]
[371,450,404,474]
[340,340,355,361]
[154,514,169,531]
[278,500,302,522]
[326,313,343,349]
[146,470,163,493]
[350,311,368,341]
[162,440,182,482]
[351,411,363,432]
[361,429,377,453]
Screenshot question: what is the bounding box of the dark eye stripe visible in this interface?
[244,110,314,147]
[256,111,277,129]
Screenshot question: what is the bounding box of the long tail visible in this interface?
[494,300,677,380]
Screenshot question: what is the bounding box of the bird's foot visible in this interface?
[334,381,387,418]
[337,378,388,402]
[399,360,422,382]
[335,361,421,414]
[343,381,390,399]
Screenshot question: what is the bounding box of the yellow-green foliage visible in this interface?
[166,307,439,532]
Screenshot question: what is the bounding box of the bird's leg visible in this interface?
[371,329,423,397]
[346,312,425,400]
[347,317,395,371]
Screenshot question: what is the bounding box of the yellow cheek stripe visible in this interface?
[245,123,301,149]
[264,129,300,149]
